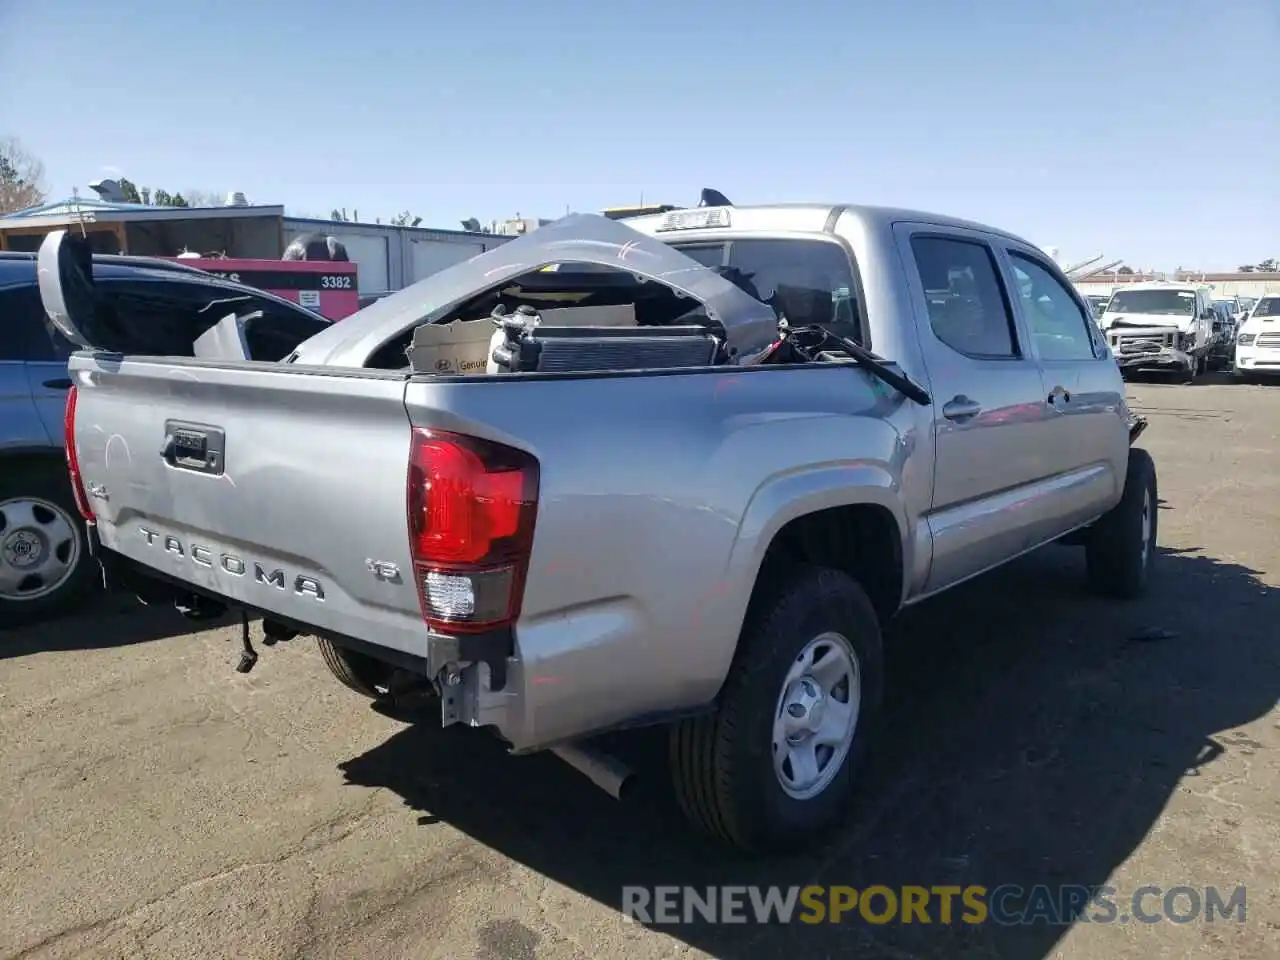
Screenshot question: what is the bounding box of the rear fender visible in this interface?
[698,462,910,694]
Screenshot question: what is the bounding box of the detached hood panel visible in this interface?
[290,213,780,367]
[1103,314,1191,330]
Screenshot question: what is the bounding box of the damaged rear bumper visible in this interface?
[88,528,699,753]
[88,526,534,742]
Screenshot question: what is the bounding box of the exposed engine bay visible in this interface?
[372,260,930,407]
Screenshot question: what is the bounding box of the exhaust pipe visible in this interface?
[551,743,635,800]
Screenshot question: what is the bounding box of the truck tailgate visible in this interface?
[68,355,429,657]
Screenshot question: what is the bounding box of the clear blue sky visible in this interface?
[1,0,1275,271]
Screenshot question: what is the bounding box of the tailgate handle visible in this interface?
[161,420,225,476]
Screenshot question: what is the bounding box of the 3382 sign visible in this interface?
[161,257,361,320]
[200,268,355,291]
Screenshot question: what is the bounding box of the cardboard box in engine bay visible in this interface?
[407,303,636,375]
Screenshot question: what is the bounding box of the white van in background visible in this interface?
[1099,282,1216,379]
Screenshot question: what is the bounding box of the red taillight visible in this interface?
[407,428,538,634]
[63,385,95,521]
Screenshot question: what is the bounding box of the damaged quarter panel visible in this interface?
[404,362,919,749]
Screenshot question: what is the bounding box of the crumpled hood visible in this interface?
[1101,312,1192,331]
[290,212,781,367]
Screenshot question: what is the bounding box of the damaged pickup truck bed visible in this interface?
[54,202,1155,853]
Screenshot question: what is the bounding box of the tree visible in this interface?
[152,188,173,206]
[1238,264,1256,273]
[1117,265,1135,275]
[389,210,423,227]
[1258,258,1277,273]
[0,136,48,213]
[182,189,222,207]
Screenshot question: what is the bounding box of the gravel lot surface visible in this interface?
[2,375,1277,959]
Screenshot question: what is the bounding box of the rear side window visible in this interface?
[97,278,329,359]
[0,284,72,362]
[243,304,331,361]
[909,236,1018,358]
[673,238,861,342]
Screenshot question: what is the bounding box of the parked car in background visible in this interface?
[0,252,332,625]
[1086,294,1110,320]
[1098,282,1216,379]
[1234,294,1280,381]
[1214,296,1244,326]
[1209,299,1240,369]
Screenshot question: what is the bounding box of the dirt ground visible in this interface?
[2,375,1277,960]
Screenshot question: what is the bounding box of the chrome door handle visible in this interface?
[942,395,982,421]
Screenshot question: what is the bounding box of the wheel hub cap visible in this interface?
[3,530,44,568]
[0,497,80,602]
[782,678,826,736]
[772,631,862,801]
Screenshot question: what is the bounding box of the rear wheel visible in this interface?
[669,566,884,853]
[0,460,97,627]
[317,637,394,698]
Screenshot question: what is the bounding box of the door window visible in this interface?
[0,284,72,362]
[908,236,1018,358]
[1007,252,1098,361]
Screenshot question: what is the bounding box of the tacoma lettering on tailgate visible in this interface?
[139,527,325,599]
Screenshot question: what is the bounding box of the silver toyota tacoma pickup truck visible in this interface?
[49,197,1155,853]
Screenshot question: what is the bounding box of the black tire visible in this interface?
[669,566,884,854]
[317,636,394,698]
[0,458,98,628]
[1085,448,1158,600]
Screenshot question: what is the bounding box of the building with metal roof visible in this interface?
[0,193,513,297]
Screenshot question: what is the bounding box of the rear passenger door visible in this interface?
[999,245,1127,526]
[893,225,1055,592]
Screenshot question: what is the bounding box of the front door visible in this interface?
[894,224,1054,593]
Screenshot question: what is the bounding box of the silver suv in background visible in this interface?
[0,252,331,625]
